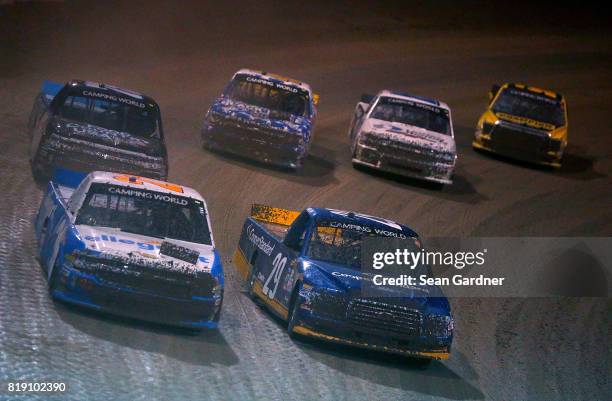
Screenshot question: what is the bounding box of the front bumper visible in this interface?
[353,143,454,184]
[472,123,563,168]
[51,263,221,329]
[36,135,167,180]
[292,294,451,360]
[201,121,307,169]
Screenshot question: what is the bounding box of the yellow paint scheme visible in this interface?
[473,83,568,167]
[232,247,288,319]
[292,325,450,360]
[233,248,250,280]
[250,204,301,226]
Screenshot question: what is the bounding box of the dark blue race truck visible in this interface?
[201,69,318,169]
[234,204,453,363]
[28,80,169,181]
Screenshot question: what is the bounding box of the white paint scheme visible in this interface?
[63,171,215,250]
[348,90,457,185]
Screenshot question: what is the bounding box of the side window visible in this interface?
[283,212,309,252]
[59,96,89,122]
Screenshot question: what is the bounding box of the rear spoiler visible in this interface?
[52,168,87,189]
[250,204,300,226]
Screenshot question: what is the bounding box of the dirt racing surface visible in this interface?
[0,1,610,400]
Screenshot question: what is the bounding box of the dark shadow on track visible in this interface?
[204,142,337,187]
[472,145,606,181]
[244,292,484,399]
[55,302,239,367]
[295,336,484,400]
[352,163,487,205]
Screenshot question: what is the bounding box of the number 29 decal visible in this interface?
[262,252,287,300]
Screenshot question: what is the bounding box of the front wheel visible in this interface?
[409,357,432,369]
[286,286,302,338]
[47,261,61,298]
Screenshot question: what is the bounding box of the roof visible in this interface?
[89,171,205,202]
[232,68,312,95]
[306,207,418,237]
[503,83,563,100]
[378,90,450,110]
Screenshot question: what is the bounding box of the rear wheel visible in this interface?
[31,152,50,183]
[246,269,257,299]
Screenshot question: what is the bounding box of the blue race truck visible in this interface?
[34,169,223,329]
[234,204,453,362]
[201,69,318,169]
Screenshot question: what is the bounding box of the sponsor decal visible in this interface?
[82,90,146,108]
[82,234,209,263]
[107,186,188,205]
[244,76,299,93]
[496,112,555,131]
[385,97,447,116]
[160,241,200,264]
[246,224,276,256]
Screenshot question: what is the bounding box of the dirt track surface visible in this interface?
[1,2,610,400]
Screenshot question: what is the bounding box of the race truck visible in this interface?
[348,90,457,185]
[201,69,319,169]
[233,204,453,362]
[28,80,169,181]
[34,169,223,329]
[473,83,568,167]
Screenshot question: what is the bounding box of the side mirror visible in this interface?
[488,84,501,101]
[355,104,365,119]
[360,93,375,104]
[312,93,320,106]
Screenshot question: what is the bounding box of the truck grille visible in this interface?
[364,136,450,165]
[348,298,422,337]
[218,120,300,146]
[490,121,548,152]
[74,255,213,299]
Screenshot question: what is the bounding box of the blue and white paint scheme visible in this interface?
[201,69,318,169]
[34,169,223,329]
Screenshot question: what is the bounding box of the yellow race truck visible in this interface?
[473,83,568,167]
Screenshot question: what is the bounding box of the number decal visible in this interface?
[262,252,287,300]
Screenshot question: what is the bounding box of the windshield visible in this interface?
[306,223,417,269]
[224,74,310,117]
[370,97,451,135]
[58,93,161,138]
[75,183,212,245]
[492,88,565,127]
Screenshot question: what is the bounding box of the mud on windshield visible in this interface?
[75,183,212,245]
[370,96,451,135]
[56,91,161,139]
[306,222,418,270]
[224,74,310,117]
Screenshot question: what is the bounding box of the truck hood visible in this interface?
[76,225,215,274]
[52,118,163,157]
[362,118,456,153]
[305,259,434,302]
[210,97,311,137]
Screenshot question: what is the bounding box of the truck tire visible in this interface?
[286,284,302,338]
